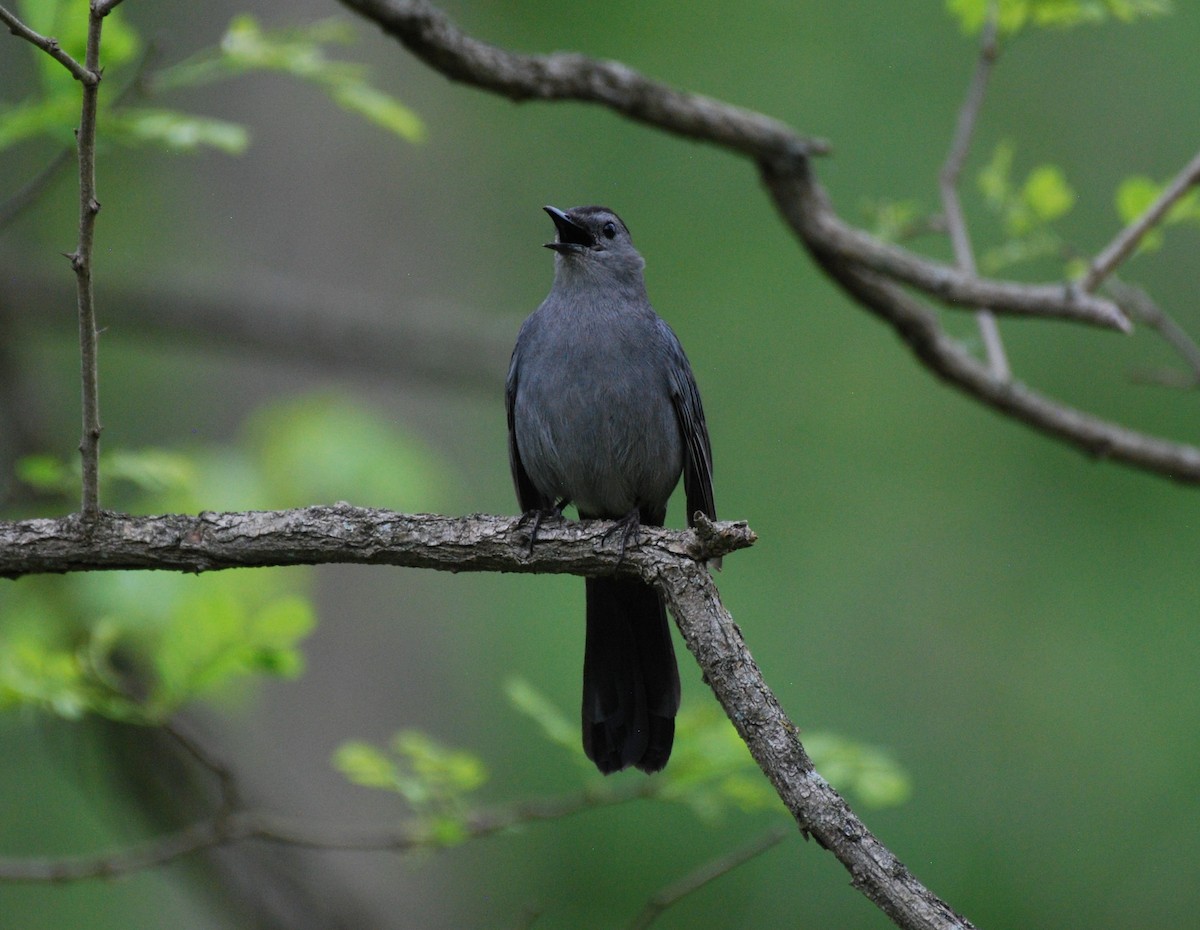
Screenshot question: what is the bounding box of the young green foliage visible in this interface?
[0,5,423,159]
[0,392,447,723]
[946,0,1171,35]
[504,677,911,815]
[976,140,1076,273]
[150,15,425,143]
[1114,175,1200,254]
[334,731,488,845]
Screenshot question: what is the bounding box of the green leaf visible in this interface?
[1021,165,1076,224]
[15,454,73,494]
[980,228,1062,274]
[976,143,1073,264]
[17,0,141,93]
[978,140,1015,211]
[0,93,78,151]
[1115,175,1162,224]
[329,81,425,142]
[334,730,487,826]
[106,108,250,154]
[334,740,399,788]
[859,198,926,243]
[803,732,913,808]
[947,0,1171,34]
[153,15,424,143]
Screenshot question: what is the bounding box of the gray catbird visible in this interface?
[505,205,717,774]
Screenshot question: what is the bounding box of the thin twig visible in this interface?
[1080,148,1200,292]
[938,1,1009,380]
[0,3,95,84]
[0,774,649,883]
[0,43,156,231]
[70,7,105,516]
[93,0,129,16]
[163,721,242,813]
[1107,277,1200,384]
[627,828,788,930]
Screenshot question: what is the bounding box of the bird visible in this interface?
[505,204,717,774]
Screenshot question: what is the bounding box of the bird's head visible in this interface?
[543,205,646,284]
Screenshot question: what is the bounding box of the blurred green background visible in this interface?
[3,1,1200,927]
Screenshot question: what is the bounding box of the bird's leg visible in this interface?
[602,508,642,570]
[517,499,571,555]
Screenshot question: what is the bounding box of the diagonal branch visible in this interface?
[1079,147,1200,293]
[0,4,95,84]
[339,0,828,164]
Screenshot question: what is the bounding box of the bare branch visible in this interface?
[1080,148,1200,292]
[340,0,827,164]
[938,2,1009,379]
[0,507,754,578]
[628,828,788,930]
[0,780,650,883]
[1108,277,1200,386]
[1,273,513,395]
[0,4,95,84]
[92,0,129,15]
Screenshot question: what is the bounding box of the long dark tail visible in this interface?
[582,577,680,774]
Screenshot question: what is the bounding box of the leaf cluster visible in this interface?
[946,0,1171,35]
[0,2,423,158]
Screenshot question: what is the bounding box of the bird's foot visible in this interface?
[602,508,642,570]
[516,499,570,555]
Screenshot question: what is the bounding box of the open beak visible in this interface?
[544,206,594,252]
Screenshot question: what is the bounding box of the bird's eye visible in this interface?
[602,222,617,240]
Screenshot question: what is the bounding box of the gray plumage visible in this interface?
[505,205,716,774]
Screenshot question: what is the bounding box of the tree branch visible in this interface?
[0,507,753,578]
[0,273,513,395]
[627,828,788,930]
[338,0,828,164]
[1080,147,1200,293]
[764,164,1200,481]
[938,2,1009,379]
[1110,277,1200,387]
[0,778,652,883]
[0,4,95,84]
[0,505,971,929]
